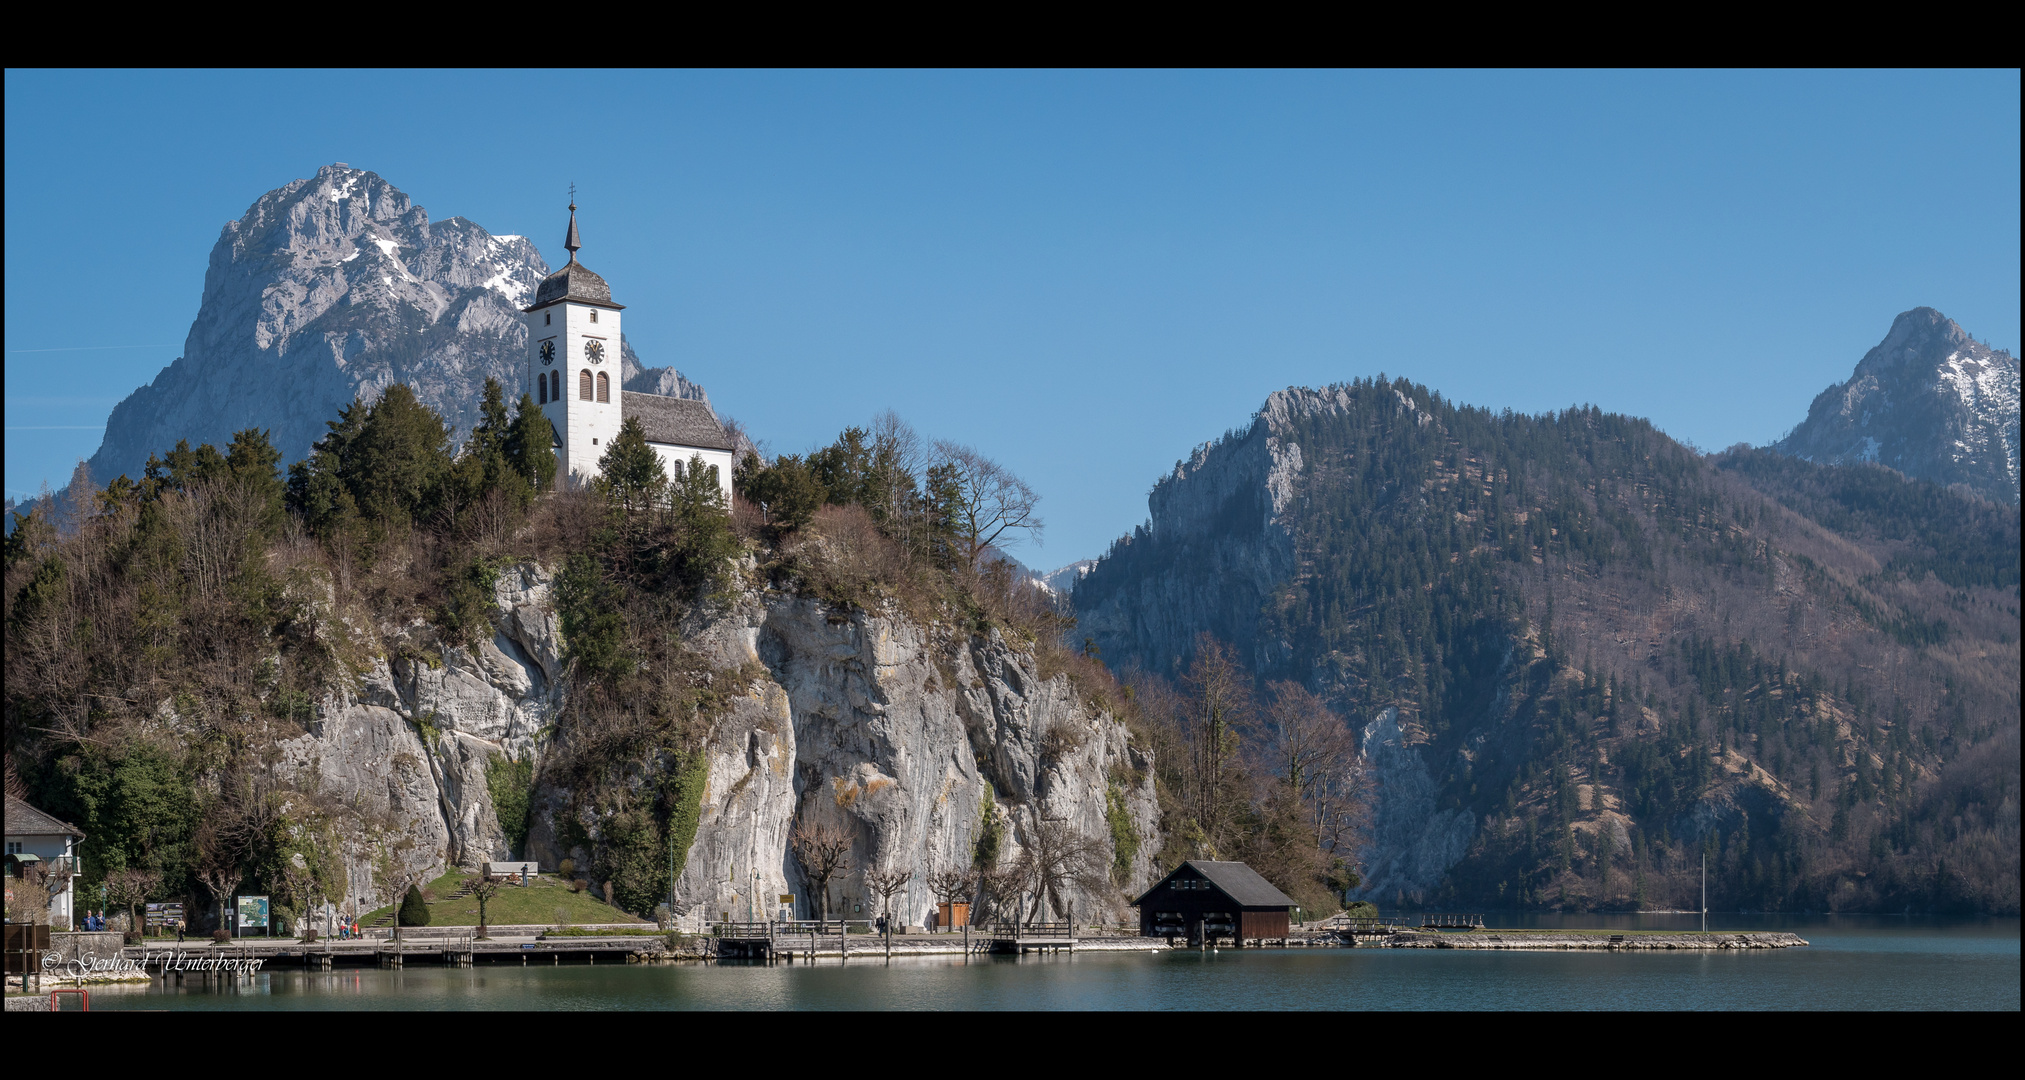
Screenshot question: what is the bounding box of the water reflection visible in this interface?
[80,915,2016,1011]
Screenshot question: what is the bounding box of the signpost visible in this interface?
[236,895,271,937]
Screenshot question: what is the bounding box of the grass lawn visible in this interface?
[360,871,649,927]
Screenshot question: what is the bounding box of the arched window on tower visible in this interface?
[596,372,610,403]
[550,371,560,402]
[580,369,594,401]
[538,375,547,404]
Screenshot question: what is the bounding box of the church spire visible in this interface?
[564,195,581,264]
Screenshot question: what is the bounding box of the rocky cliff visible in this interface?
[283,562,1158,926]
[1773,307,2020,504]
[80,165,707,492]
[1073,390,1314,677]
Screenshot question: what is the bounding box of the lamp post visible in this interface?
[748,870,756,924]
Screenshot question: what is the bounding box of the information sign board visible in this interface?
[236,895,270,930]
[145,902,186,933]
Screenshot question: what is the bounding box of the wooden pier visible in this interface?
[981,921,1075,955]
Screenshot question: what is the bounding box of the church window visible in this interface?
[589,310,599,323]
[596,372,610,403]
[551,371,560,401]
[580,370,594,400]
[538,376,547,404]
[545,312,551,325]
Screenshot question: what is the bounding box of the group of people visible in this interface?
[333,913,362,939]
[80,910,114,931]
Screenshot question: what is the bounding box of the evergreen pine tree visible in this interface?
[596,416,667,513]
[504,392,558,494]
[398,883,431,927]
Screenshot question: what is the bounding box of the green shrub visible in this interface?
[398,884,431,927]
[1105,783,1139,883]
[487,754,534,859]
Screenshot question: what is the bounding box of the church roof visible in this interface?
[624,392,735,451]
[525,200,624,311]
[526,260,623,311]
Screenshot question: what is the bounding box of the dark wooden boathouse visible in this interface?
[1134,860,1296,946]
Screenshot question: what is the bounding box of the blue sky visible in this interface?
[5,70,2019,564]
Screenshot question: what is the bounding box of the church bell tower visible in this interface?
[524,198,625,485]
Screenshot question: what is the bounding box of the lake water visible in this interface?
[77,914,2017,1011]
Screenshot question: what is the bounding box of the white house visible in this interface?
[522,201,736,502]
[4,795,83,929]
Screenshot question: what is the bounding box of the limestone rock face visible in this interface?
[1773,307,2020,504]
[1353,708,1475,904]
[279,559,1157,928]
[1074,388,1317,679]
[555,593,1162,931]
[276,562,564,912]
[79,165,708,493]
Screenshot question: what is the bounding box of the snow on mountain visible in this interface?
[1036,559,1098,597]
[1772,307,2019,504]
[79,164,708,491]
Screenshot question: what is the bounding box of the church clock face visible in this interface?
[585,340,605,364]
[539,340,555,365]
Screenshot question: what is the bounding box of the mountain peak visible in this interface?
[74,168,709,494]
[1771,308,2019,504]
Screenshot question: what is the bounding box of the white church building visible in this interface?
[523,202,736,501]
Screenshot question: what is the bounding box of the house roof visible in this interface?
[624,392,735,451]
[1134,860,1297,908]
[4,796,84,839]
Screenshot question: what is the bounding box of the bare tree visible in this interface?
[468,873,505,939]
[103,868,160,939]
[197,863,243,939]
[1016,820,1109,926]
[930,440,1042,570]
[1260,681,1357,839]
[371,840,419,943]
[927,863,978,931]
[789,820,853,930]
[864,864,911,930]
[976,866,1027,930]
[277,860,321,940]
[1182,635,1254,854]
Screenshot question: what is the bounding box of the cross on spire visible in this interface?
[564,184,581,262]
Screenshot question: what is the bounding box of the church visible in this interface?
[523,201,736,502]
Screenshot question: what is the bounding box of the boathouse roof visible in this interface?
[1134,860,1295,909]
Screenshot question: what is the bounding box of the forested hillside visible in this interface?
[1077,378,2020,914]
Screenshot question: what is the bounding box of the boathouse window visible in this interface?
[580,369,594,400]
